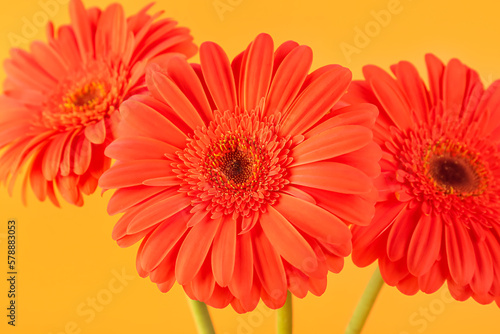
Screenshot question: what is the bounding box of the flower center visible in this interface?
[63,82,106,108]
[41,61,128,130]
[204,134,264,191]
[219,149,253,184]
[176,110,291,220]
[428,156,478,193]
[424,141,487,196]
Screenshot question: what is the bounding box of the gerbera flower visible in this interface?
[99,33,380,312]
[0,0,196,206]
[343,54,500,304]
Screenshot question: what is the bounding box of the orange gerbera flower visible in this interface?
[0,0,196,206]
[343,54,500,305]
[99,33,380,313]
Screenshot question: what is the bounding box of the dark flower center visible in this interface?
[64,82,106,108]
[219,149,254,184]
[422,140,489,197]
[202,133,265,191]
[429,156,478,192]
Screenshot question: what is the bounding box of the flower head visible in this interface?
[99,33,380,312]
[343,54,500,304]
[0,0,196,206]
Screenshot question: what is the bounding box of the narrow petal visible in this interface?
[140,212,189,272]
[352,200,406,250]
[445,220,475,285]
[386,204,420,261]
[241,33,274,112]
[120,100,187,148]
[280,66,351,136]
[175,217,221,284]
[127,193,191,234]
[260,205,317,274]
[289,161,372,194]
[470,239,494,295]
[42,132,70,181]
[392,61,429,123]
[94,3,127,59]
[200,42,237,113]
[69,0,93,61]
[364,65,412,131]
[273,193,351,247]
[272,41,299,76]
[147,67,205,130]
[304,186,376,226]
[290,125,372,167]
[211,216,237,287]
[228,232,254,300]
[73,135,92,175]
[190,256,216,302]
[99,160,174,189]
[165,56,214,122]
[84,119,106,144]
[304,103,378,138]
[425,53,445,105]
[443,58,467,111]
[264,45,312,117]
[407,214,442,276]
[105,136,178,161]
[418,260,447,294]
[252,226,287,302]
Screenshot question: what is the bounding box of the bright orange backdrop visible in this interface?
[1,0,499,333]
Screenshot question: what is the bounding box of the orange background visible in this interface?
[1,0,500,333]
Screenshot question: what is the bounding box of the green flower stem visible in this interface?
[277,290,293,334]
[187,298,216,334]
[345,267,384,334]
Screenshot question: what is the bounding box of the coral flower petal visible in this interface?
[280,67,351,136]
[84,118,107,144]
[147,69,205,129]
[176,217,221,284]
[127,193,191,234]
[107,185,166,216]
[289,162,372,194]
[164,57,214,122]
[261,205,317,274]
[228,232,254,300]
[119,100,187,148]
[470,241,494,295]
[252,226,287,303]
[200,42,237,113]
[364,65,412,130]
[407,214,442,276]
[105,136,178,161]
[99,160,174,189]
[240,33,274,112]
[42,132,71,180]
[264,45,312,117]
[141,213,189,272]
[386,205,420,261]
[391,61,429,123]
[212,216,237,287]
[445,219,475,285]
[274,193,351,246]
[291,125,373,167]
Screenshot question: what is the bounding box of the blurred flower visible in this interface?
[344,54,500,304]
[99,33,380,312]
[0,0,196,206]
